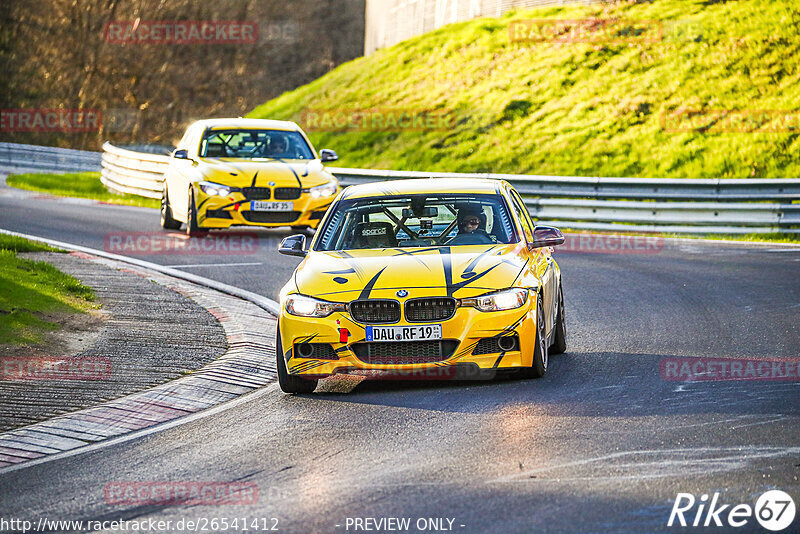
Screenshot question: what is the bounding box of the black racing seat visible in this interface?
[205,143,228,157]
[351,222,398,249]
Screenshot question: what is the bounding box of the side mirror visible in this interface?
[319,149,338,162]
[530,226,565,249]
[278,234,308,257]
[173,149,189,159]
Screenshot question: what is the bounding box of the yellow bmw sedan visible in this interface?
[275,178,567,393]
[161,118,340,234]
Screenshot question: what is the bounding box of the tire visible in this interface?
[550,284,567,355]
[160,188,182,230]
[520,296,548,379]
[186,188,201,235]
[276,326,317,394]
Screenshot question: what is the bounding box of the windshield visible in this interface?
[199,129,315,159]
[314,193,518,251]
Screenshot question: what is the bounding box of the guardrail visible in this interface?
[6,142,800,234]
[0,142,102,173]
[330,168,800,202]
[100,142,169,199]
[329,168,800,234]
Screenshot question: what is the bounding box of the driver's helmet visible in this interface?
[270,135,289,154]
[456,204,487,232]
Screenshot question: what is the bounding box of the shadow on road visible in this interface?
[306,351,800,419]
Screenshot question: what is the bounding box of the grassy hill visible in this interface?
[249,0,800,178]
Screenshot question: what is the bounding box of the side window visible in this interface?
[508,190,534,243]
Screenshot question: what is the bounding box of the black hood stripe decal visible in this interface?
[389,248,432,269]
[324,268,357,275]
[358,267,388,300]
[463,246,498,274]
[450,263,503,293]
[510,258,530,287]
[437,247,454,296]
[272,158,303,188]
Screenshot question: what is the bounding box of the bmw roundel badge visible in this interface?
[396,290,408,298]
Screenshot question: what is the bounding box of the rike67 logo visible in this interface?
[669,490,796,531]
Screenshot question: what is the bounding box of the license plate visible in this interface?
[365,324,442,342]
[251,201,293,212]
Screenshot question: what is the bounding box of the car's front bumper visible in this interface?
[195,191,337,229]
[278,294,538,379]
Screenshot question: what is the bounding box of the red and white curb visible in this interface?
[0,230,280,473]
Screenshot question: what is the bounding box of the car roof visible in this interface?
[342,178,508,199]
[190,118,302,132]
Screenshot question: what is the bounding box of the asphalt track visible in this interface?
[1,178,799,533]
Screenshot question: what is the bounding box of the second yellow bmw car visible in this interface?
[161,118,340,234]
[276,178,567,393]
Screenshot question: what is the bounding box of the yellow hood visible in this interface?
[194,158,333,188]
[292,244,528,301]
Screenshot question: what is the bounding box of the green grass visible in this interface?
[0,233,63,253]
[663,232,800,244]
[0,235,95,346]
[249,0,800,178]
[6,172,160,208]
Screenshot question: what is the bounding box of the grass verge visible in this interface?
[0,234,96,346]
[660,232,800,244]
[6,172,160,208]
[249,0,800,178]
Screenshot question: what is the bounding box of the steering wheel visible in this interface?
[444,232,495,245]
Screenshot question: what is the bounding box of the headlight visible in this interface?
[199,181,232,196]
[304,181,338,198]
[462,288,529,312]
[285,294,346,317]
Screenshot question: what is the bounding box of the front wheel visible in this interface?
[276,327,317,394]
[520,296,548,379]
[186,189,201,235]
[550,284,567,355]
[160,189,182,230]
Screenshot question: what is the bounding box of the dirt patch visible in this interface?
[0,307,109,358]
